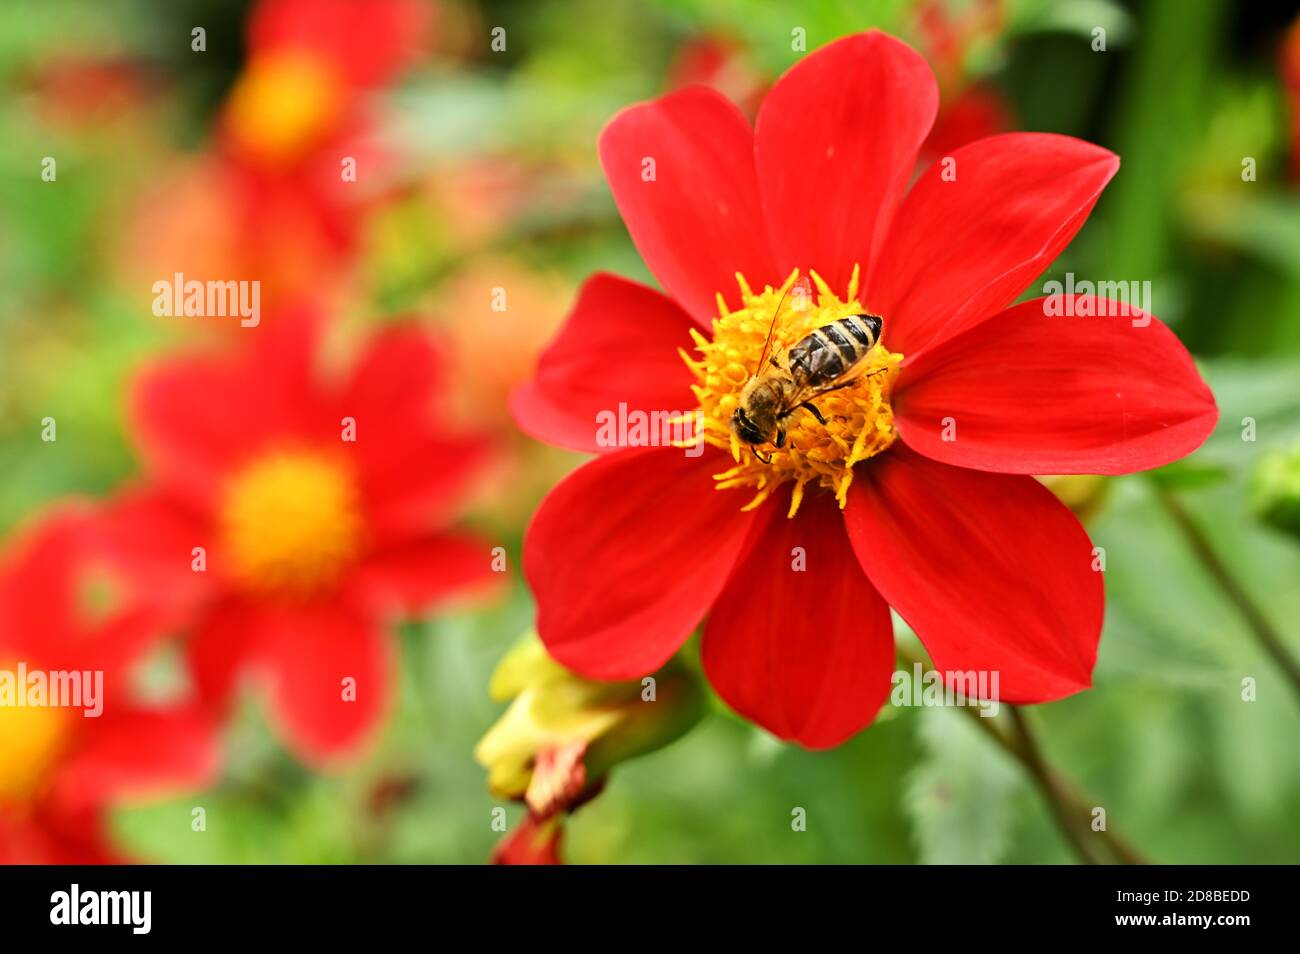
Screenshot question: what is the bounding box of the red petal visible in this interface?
[334,326,491,538]
[755,31,939,295]
[131,354,250,506]
[895,296,1219,474]
[0,507,168,675]
[599,87,778,324]
[130,307,324,506]
[84,606,174,689]
[845,447,1102,702]
[702,492,895,748]
[869,133,1119,359]
[346,532,500,615]
[362,435,492,544]
[0,510,80,657]
[525,447,758,679]
[337,323,442,480]
[53,705,220,809]
[94,487,216,614]
[0,805,118,864]
[492,814,564,865]
[254,600,394,766]
[510,274,700,454]
[188,598,264,706]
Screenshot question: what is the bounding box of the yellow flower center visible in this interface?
[220,450,363,598]
[224,51,344,166]
[684,267,903,517]
[0,673,73,806]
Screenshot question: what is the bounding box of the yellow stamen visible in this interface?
[687,267,903,516]
[220,450,363,598]
[224,52,344,166]
[0,679,73,806]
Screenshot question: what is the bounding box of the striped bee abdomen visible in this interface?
[787,314,883,387]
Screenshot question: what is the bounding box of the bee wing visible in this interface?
[802,363,886,405]
[753,275,812,380]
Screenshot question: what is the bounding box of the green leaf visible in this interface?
[904,708,1025,864]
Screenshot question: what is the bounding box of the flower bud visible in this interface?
[1036,474,1109,521]
[490,813,563,866]
[475,632,704,812]
[1250,443,1300,538]
[475,631,705,863]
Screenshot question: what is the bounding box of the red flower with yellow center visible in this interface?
[513,32,1219,748]
[223,0,430,170]
[0,511,217,863]
[123,0,432,313]
[101,308,497,765]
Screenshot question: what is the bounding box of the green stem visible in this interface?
[1001,706,1103,865]
[1003,707,1149,866]
[897,645,1150,865]
[1155,487,1300,706]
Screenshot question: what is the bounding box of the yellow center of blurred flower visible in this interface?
[224,52,344,166]
[220,450,363,598]
[0,676,73,806]
[685,267,902,517]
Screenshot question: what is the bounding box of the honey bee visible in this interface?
[731,276,884,463]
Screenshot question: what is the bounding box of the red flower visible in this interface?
[222,0,431,171]
[667,34,768,121]
[0,510,217,863]
[918,83,1011,169]
[913,0,1011,167]
[512,32,1218,748]
[101,308,497,765]
[128,0,432,311]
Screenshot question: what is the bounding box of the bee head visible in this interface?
[731,406,771,446]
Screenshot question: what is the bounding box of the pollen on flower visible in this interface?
[0,692,72,805]
[220,450,363,598]
[224,52,343,165]
[682,266,903,516]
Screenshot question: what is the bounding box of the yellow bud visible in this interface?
[474,631,704,813]
[1037,473,1110,522]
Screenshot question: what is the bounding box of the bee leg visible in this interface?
[822,379,860,393]
[752,446,772,464]
[769,356,784,370]
[799,402,827,425]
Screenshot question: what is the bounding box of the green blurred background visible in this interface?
[2,0,1299,863]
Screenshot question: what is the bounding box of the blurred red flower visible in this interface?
[101,308,497,765]
[0,510,217,863]
[219,0,431,190]
[513,32,1219,748]
[914,0,1011,167]
[667,35,768,120]
[124,0,432,313]
[919,83,1011,168]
